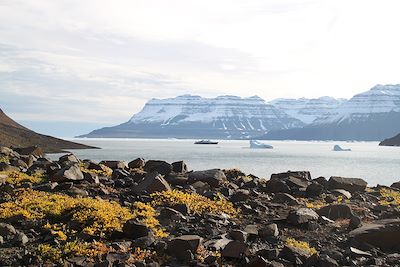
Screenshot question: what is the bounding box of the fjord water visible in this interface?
[50,139,400,186]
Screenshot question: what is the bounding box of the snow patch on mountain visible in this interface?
[268,96,346,124]
[314,84,400,125]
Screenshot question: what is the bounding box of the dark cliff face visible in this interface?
[380,133,400,146]
[0,108,97,153]
[260,112,400,141]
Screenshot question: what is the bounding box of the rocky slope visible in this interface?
[81,95,304,139]
[379,133,400,146]
[0,108,96,153]
[1,146,400,266]
[262,84,400,141]
[268,96,346,124]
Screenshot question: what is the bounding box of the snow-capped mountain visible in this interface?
[268,96,346,124]
[262,84,400,141]
[313,84,400,125]
[81,95,305,139]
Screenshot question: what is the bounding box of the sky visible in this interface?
[1,0,400,136]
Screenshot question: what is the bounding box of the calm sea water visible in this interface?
[48,139,400,186]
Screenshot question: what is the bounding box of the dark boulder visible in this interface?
[221,240,247,259]
[272,193,300,205]
[128,158,145,169]
[172,161,188,173]
[14,146,44,157]
[328,176,367,193]
[122,220,151,239]
[349,219,400,252]
[317,204,353,220]
[144,160,172,176]
[188,169,227,187]
[167,235,202,261]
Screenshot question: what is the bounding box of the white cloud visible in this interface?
[1,0,400,133]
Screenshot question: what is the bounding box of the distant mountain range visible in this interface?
[0,108,96,153]
[80,95,305,139]
[262,84,400,141]
[81,84,400,141]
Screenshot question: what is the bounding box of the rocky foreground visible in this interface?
[1,146,400,266]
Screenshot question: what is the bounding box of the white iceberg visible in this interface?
[250,140,273,149]
[333,144,351,151]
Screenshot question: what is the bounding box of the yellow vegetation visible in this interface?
[0,156,9,164]
[0,171,45,185]
[80,163,112,177]
[0,189,167,238]
[150,189,239,217]
[379,188,400,206]
[286,237,317,255]
[0,189,133,236]
[37,241,108,263]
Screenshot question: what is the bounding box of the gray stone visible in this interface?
[287,208,319,225]
[272,193,300,205]
[134,172,171,193]
[144,160,172,176]
[317,204,353,220]
[259,223,279,238]
[328,176,367,193]
[0,223,16,237]
[188,169,227,187]
[50,164,84,182]
[349,219,400,251]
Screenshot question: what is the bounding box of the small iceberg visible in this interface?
[250,140,273,149]
[333,144,351,151]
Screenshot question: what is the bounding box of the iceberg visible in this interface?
[333,144,351,151]
[250,140,273,149]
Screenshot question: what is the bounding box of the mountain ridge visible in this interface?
[0,108,97,153]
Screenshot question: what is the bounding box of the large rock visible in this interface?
[0,162,19,172]
[58,154,80,163]
[328,176,367,193]
[99,160,128,170]
[14,146,44,157]
[266,171,312,195]
[221,240,247,259]
[349,219,400,252]
[272,193,300,205]
[167,235,203,261]
[172,161,188,173]
[144,160,173,176]
[188,169,227,187]
[317,204,353,220]
[122,220,151,239]
[128,158,145,169]
[287,208,319,225]
[0,223,17,237]
[133,172,171,193]
[270,171,311,181]
[50,164,84,182]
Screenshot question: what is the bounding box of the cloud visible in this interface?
[1,0,400,136]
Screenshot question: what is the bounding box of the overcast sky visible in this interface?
[1,0,400,136]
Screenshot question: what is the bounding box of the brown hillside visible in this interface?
[0,108,97,153]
